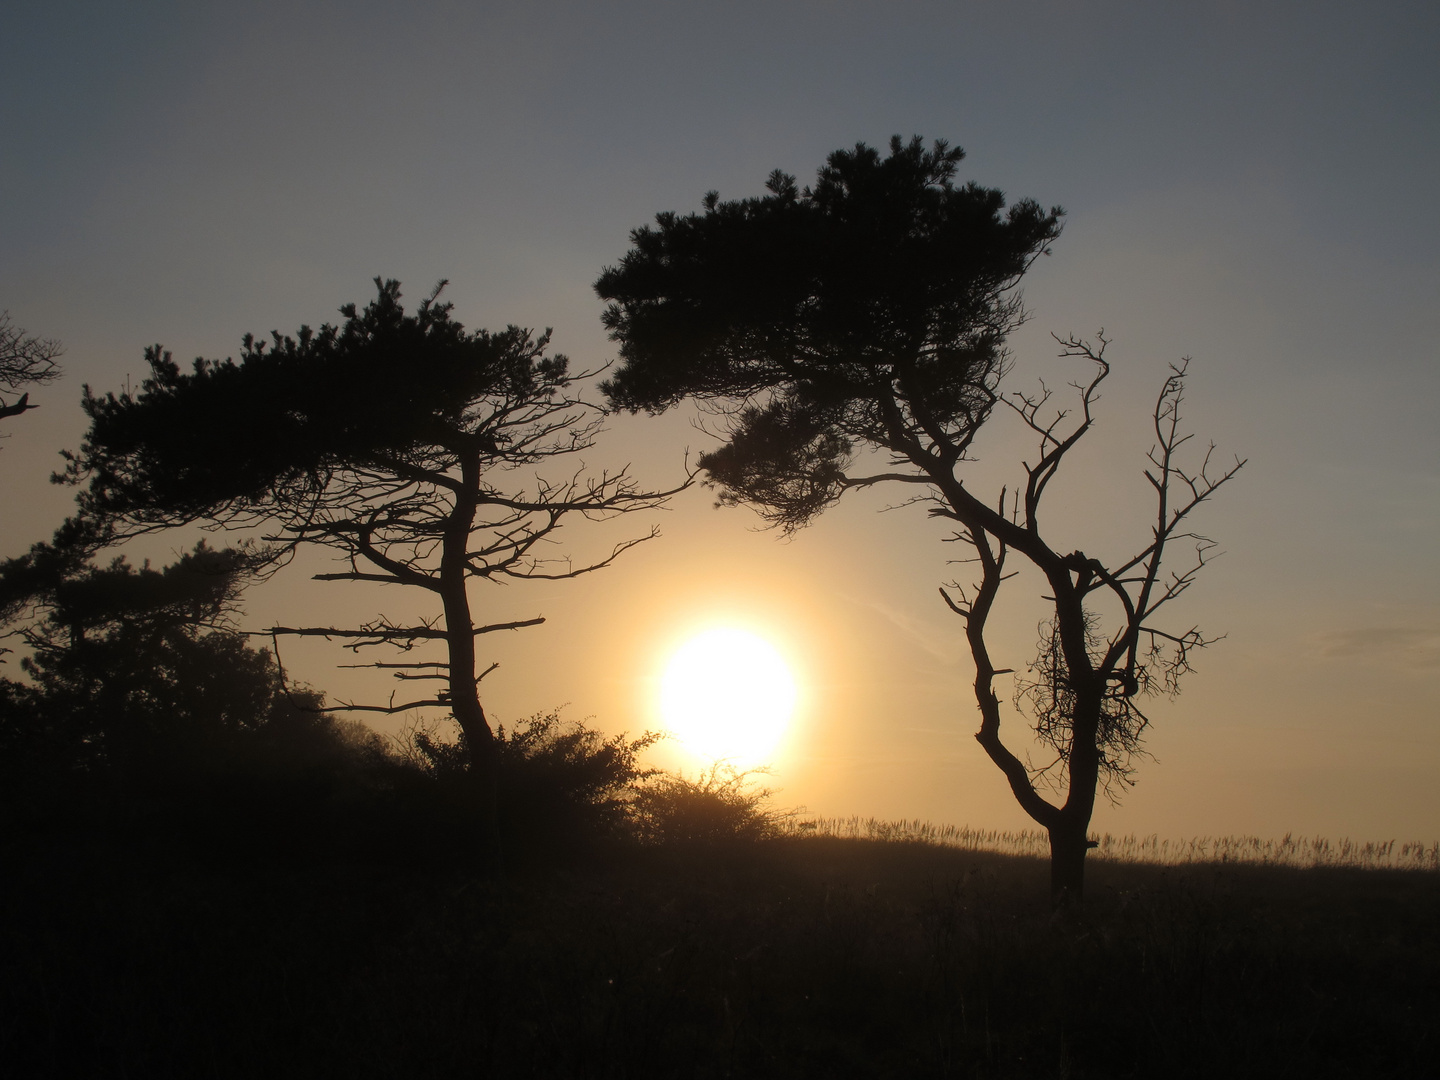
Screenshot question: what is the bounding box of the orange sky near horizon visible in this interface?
[2,2,1436,843]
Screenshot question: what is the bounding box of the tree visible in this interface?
[59,280,683,819]
[0,536,337,788]
[940,339,1243,900]
[597,137,1242,901]
[0,311,63,425]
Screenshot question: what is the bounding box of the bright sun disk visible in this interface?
[659,628,796,763]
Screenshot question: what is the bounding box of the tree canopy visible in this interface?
[598,136,1063,529]
[64,280,572,530]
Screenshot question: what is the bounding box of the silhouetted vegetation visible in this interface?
[397,710,661,852]
[4,813,1435,1078]
[1,537,1433,1075]
[0,309,62,427]
[630,762,786,845]
[0,534,375,812]
[599,137,1244,900]
[793,816,1440,872]
[0,527,779,859]
[57,279,685,822]
[1,159,1425,1076]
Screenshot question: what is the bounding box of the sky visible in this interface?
[3,0,1437,841]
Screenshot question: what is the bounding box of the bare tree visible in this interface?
[0,311,63,423]
[940,334,1244,899]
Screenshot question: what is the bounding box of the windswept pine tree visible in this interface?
[60,280,686,825]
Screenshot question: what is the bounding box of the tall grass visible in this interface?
[789,816,1440,871]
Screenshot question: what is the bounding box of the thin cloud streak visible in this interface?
[1316,627,1440,668]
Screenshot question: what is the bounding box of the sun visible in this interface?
[659,628,797,763]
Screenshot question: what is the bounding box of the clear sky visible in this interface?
[3,0,1437,840]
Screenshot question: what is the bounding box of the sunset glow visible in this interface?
[2,1,1433,850]
[659,628,797,763]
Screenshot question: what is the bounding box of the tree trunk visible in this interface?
[1051,637,1102,907]
[1048,822,1091,904]
[438,448,502,863]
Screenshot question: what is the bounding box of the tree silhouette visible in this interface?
[941,338,1243,899]
[0,311,63,427]
[597,137,1242,900]
[600,138,1062,529]
[59,280,684,819]
[0,536,335,787]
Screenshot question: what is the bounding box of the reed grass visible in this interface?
[788,816,1440,871]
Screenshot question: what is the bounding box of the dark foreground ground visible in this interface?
[3,813,1436,1079]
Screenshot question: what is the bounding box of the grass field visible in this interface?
[3,804,1436,1079]
[791,816,1440,871]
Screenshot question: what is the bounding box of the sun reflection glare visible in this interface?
[659,628,796,763]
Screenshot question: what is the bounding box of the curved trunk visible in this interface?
[940,491,1108,907]
[439,448,501,858]
[440,569,497,795]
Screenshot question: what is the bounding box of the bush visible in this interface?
[630,763,784,845]
[401,715,788,847]
[402,710,662,844]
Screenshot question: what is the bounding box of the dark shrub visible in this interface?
[629,763,783,844]
[403,710,661,846]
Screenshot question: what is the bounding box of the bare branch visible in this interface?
[338,661,447,670]
[325,695,448,715]
[839,471,934,488]
[941,525,1063,830]
[499,528,661,581]
[262,614,544,647]
[0,312,63,421]
[998,332,1111,533]
[0,312,63,390]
